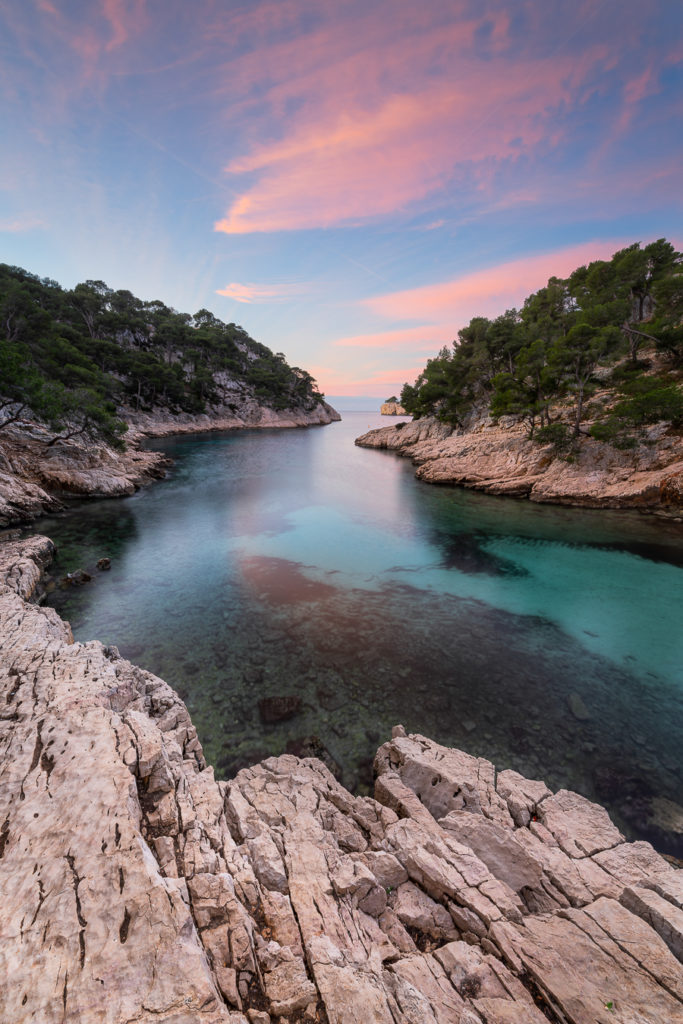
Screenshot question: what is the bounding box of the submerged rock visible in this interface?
[568,691,591,721]
[258,694,302,723]
[1,536,681,1024]
[286,733,342,780]
[60,568,92,586]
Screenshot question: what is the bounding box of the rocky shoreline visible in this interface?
[1,536,681,1023]
[0,400,340,528]
[125,396,341,440]
[355,416,683,513]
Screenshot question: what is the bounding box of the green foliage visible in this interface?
[613,377,683,427]
[0,263,324,446]
[589,375,682,450]
[589,419,637,449]
[402,239,683,441]
[535,422,573,452]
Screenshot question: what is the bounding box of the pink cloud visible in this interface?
[364,240,628,326]
[215,281,308,303]
[0,216,45,233]
[212,4,613,234]
[5,0,148,98]
[308,362,426,397]
[334,325,453,350]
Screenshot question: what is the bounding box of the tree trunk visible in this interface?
[573,383,585,437]
[0,403,27,431]
[46,424,88,446]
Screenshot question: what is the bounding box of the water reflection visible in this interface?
[33,412,683,855]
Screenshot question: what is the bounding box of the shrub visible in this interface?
[535,422,573,452]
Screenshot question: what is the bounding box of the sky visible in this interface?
[1,1,682,400]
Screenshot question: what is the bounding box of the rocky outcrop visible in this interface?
[126,392,340,440]
[356,415,683,512]
[0,421,171,527]
[1,536,681,1022]
[0,395,340,526]
[380,402,408,416]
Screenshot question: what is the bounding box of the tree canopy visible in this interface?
[0,265,325,448]
[400,240,683,443]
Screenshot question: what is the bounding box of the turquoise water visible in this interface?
[33,412,683,852]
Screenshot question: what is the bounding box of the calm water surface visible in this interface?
[33,412,683,851]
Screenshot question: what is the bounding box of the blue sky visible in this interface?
[1,0,682,396]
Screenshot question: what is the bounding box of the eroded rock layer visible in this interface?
[1,537,681,1023]
[0,424,172,527]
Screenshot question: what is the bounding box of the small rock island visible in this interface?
[381,396,408,416]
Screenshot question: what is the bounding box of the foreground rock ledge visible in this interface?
[1,538,682,1024]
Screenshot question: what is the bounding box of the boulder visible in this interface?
[257,694,302,723]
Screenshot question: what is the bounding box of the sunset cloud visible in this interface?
[334,326,453,350]
[364,241,627,327]
[2,0,149,102]
[214,58,592,234]
[216,281,308,303]
[307,363,427,397]
[0,216,45,233]
[210,1,623,235]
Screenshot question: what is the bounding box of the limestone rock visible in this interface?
[0,397,340,528]
[1,537,680,1023]
[355,412,683,511]
[538,788,624,858]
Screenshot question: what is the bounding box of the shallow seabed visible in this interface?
[33,412,683,852]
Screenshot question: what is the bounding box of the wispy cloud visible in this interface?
[215,281,308,303]
[307,362,426,397]
[2,0,149,106]
[0,215,45,233]
[364,240,627,326]
[210,1,622,235]
[334,325,453,349]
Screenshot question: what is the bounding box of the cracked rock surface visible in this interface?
[1,537,681,1023]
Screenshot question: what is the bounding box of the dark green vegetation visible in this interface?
[0,265,325,448]
[401,240,683,444]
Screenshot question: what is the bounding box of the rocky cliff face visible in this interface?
[125,379,340,439]
[356,416,683,513]
[380,402,408,416]
[0,396,340,527]
[1,536,681,1023]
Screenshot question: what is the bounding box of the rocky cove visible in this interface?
[355,414,683,513]
[12,412,683,859]
[1,535,682,1024]
[0,398,340,527]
